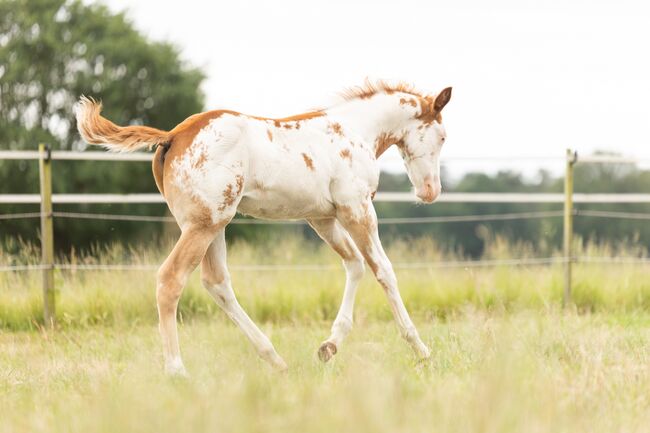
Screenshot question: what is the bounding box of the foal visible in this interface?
[76,80,452,374]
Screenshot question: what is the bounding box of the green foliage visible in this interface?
[0,0,204,149]
[0,0,205,247]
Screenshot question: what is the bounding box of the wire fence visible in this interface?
[2,149,650,317]
[3,256,650,274]
[4,192,650,204]
[1,208,649,273]
[3,209,650,224]
[1,204,649,273]
[0,209,568,224]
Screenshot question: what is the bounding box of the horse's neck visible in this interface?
[324,93,413,154]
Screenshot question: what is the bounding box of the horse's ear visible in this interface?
[434,87,452,112]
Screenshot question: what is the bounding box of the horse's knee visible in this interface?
[200,257,228,288]
[200,273,225,292]
[201,270,235,307]
[343,255,365,280]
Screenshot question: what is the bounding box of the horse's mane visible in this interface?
[339,79,429,101]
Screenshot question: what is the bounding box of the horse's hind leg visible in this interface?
[157,224,219,376]
[308,218,365,362]
[201,229,288,371]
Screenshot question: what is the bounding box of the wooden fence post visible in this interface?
[39,143,55,326]
[563,149,577,307]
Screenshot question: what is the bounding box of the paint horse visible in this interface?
[76,80,452,375]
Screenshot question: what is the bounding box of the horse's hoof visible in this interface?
[275,359,289,373]
[318,341,337,363]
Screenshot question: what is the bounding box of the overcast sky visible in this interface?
[103,0,650,178]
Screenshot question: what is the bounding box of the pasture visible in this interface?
[1,236,649,432]
[2,311,649,433]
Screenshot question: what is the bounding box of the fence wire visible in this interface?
[1,208,649,273]
[575,210,650,220]
[0,212,42,220]
[3,209,650,224]
[0,210,570,224]
[2,256,650,273]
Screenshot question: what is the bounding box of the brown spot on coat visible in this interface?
[375,132,405,158]
[340,148,351,160]
[219,175,244,211]
[399,97,417,107]
[267,129,273,141]
[330,122,344,136]
[336,203,378,272]
[191,150,208,169]
[235,174,244,195]
[302,153,314,170]
[416,96,444,125]
[220,183,236,210]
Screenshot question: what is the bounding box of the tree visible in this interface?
[0,0,205,248]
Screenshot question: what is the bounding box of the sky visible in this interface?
[102,0,650,178]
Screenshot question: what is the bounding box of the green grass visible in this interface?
[1,235,649,330]
[1,311,649,433]
[1,236,649,432]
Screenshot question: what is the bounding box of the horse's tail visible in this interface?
[75,96,171,152]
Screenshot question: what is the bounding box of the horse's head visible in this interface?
[399,87,452,203]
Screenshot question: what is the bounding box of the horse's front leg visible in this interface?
[308,218,365,362]
[336,201,431,360]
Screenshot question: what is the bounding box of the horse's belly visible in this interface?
[237,189,336,220]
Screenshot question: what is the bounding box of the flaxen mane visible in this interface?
[339,79,427,100]
[339,79,443,124]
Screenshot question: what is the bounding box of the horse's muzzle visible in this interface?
[415,177,441,203]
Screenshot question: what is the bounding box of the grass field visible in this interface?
[1,235,649,330]
[1,311,649,433]
[1,236,649,432]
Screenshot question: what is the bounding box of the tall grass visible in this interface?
[1,235,649,433]
[1,234,649,330]
[0,312,648,433]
